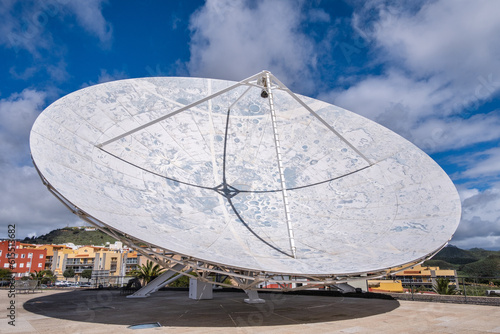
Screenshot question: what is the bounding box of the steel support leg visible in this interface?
[127,263,186,298]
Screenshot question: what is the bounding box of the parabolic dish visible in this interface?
[30,71,461,275]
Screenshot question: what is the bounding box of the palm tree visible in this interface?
[30,270,51,286]
[131,260,165,285]
[433,278,457,295]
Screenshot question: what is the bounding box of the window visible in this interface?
[21,254,26,258]
[20,263,24,268]
[39,254,44,259]
[0,250,2,256]
[3,263,8,268]
[27,263,31,267]
[38,263,42,268]
[28,253,33,258]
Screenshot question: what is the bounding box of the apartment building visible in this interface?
[0,241,47,278]
[1,240,138,280]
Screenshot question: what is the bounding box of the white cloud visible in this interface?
[80,69,129,88]
[329,0,500,155]
[459,147,500,180]
[0,0,112,83]
[0,0,113,53]
[323,69,449,122]
[97,69,128,84]
[308,8,331,23]
[0,0,53,55]
[65,0,113,47]
[373,0,500,89]
[451,184,500,249]
[411,112,500,153]
[0,88,80,239]
[0,164,80,239]
[0,89,46,165]
[187,0,318,93]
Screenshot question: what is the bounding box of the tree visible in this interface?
[433,278,457,295]
[30,270,55,286]
[63,268,75,278]
[30,270,45,286]
[130,260,164,285]
[81,269,93,282]
[167,274,191,288]
[41,270,56,285]
[0,268,12,279]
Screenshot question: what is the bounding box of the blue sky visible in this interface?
[0,0,499,250]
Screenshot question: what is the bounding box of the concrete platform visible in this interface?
[1,289,500,333]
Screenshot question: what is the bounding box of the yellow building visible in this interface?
[368,280,404,293]
[391,264,458,288]
[29,242,138,283]
[367,264,458,293]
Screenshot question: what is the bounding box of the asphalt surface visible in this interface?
[2,288,500,333]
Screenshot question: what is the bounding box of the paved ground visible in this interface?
[1,288,500,333]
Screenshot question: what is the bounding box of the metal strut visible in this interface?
[264,72,297,259]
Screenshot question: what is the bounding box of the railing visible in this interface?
[372,276,500,304]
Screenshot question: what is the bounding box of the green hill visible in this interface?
[22,227,117,246]
[422,259,459,270]
[431,245,478,265]
[424,245,500,278]
[461,255,500,277]
[468,248,500,259]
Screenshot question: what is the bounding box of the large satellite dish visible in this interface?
[30,71,461,291]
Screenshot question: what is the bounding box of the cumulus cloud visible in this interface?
[0,0,112,53]
[411,112,500,153]
[0,0,112,83]
[80,69,129,88]
[372,0,500,88]
[97,69,128,84]
[0,89,46,165]
[451,184,500,249]
[0,0,54,55]
[65,0,113,47]
[456,147,500,180]
[330,0,500,154]
[187,0,319,93]
[0,89,79,239]
[0,164,80,239]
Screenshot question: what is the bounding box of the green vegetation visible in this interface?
[130,260,165,285]
[424,245,500,278]
[432,245,479,265]
[433,278,457,295]
[166,273,232,288]
[0,268,12,279]
[22,227,117,246]
[461,255,500,277]
[63,268,75,278]
[422,259,459,270]
[30,270,56,285]
[81,269,93,281]
[463,284,498,296]
[167,273,194,288]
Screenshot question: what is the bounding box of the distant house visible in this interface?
[391,264,458,289]
[26,243,139,285]
[0,241,47,278]
[367,264,458,293]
